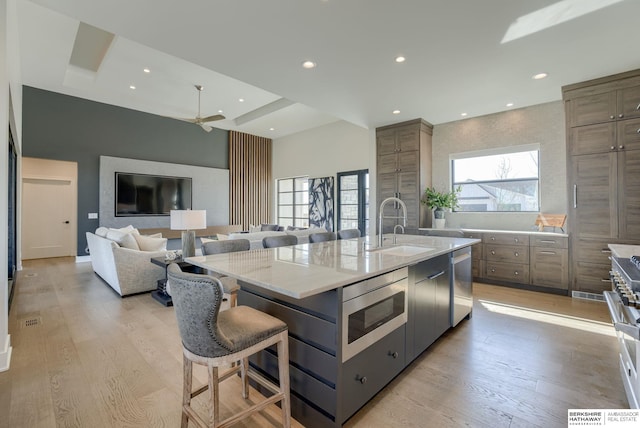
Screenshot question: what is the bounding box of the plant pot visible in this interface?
[434,208,445,219]
[434,218,446,229]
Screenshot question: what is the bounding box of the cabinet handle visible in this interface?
[611,146,616,150]
[540,240,556,244]
[618,114,624,119]
[636,128,640,134]
[357,375,368,384]
[490,236,496,241]
[490,268,496,273]
[601,278,612,283]
[540,251,557,255]
[514,238,519,243]
[610,115,615,120]
[636,103,640,111]
[619,145,625,150]
[389,351,399,359]
[491,250,496,255]
[514,252,519,257]
[573,184,577,208]
[601,249,612,254]
[514,271,519,276]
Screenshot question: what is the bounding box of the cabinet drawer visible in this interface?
[618,117,640,151]
[531,235,568,249]
[569,122,616,156]
[484,232,529,246]
[572,239,614,264]
[486,261,529,283]
[573,262,612,293]
[341,326,405,422]
[485,244,529,263]
[530,248,569,289]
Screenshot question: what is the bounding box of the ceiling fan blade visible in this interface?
[170,117,198,124]
[200,114,225,122]
[200,123,213,132]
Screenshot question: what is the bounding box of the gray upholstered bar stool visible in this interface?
[167,264,291,428]
[337,229,361,240]
[308,231,337,243]
[201,239,250,307]
[262,235,298,248]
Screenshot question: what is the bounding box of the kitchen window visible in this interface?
[276,176,309,228]
[451,147,540,212]
[337,170,369,236]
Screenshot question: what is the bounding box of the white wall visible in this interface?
[272,120,374,228]
[1,0,22,372]
[431,101,567,231]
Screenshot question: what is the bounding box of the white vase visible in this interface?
[434,218,446,229]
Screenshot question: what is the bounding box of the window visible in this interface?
[276,176,309,228]
[337,170,369,236]
[452,148,539,212]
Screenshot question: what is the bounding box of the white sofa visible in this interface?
[227,227,328,250]
[86,231,167,296]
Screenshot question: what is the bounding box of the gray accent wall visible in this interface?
[22,86,229,255]
[432,101,567,231]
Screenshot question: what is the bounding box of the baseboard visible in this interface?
[0,334,12,372]
[75,255,91,263]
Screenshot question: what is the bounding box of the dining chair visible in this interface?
[262,235,298,248]
[309,231,337,243]
[337,229,361,240]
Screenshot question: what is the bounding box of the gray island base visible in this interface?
[187,234,479,427]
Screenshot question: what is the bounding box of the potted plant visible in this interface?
[422,186,461,228]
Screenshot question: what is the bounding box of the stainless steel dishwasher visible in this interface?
[451,246,473,326]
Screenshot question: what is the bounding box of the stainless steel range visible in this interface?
[605,256,640,408]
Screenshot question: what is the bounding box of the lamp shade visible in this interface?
[170,210,206,230]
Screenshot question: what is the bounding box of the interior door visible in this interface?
[22,177,75,259]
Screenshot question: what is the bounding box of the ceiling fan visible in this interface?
[173,85,225,132]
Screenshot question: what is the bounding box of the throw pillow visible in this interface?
[217,234,229,241]
[201,237,216,244]
[95,227,109,237]
[133,234,168,251]
[261,224,279,231]
[109,225,140,235]
[144,233,163,238]
[105,229,131,244]
[249,224,261,233]
[119,233,141,250]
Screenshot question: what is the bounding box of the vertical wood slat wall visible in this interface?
[229,131,273,230]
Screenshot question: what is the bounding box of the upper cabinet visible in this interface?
[568,84,640,127]
[376,119,432,234]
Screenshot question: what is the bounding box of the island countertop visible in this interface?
[185,234,479,299]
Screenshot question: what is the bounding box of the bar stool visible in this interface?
[308,231,337,243]
[168,264,291,428]
[337,229,361,240]
[201,239,250,307]
[262,235,298,248]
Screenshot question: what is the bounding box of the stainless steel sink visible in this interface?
[370,245,434,257]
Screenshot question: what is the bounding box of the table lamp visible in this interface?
[170,209,206,258]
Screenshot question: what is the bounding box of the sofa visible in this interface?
[227,227,328,250]
[86,226,168,296]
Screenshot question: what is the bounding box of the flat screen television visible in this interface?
[115,172,192,216]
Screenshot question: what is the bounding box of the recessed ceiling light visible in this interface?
[129,85,136,90]
[395,56,406,63]
[218,110,223,113]
[392,110,401,115]
[238,98,245,102]
[461,112,468,117]
[533,72,548,80]
[143,68,150,73]
[506,102,514,107]
[269,127,275,131]
[302,60,317,69]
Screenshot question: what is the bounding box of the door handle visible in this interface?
[64,221,70,224]
[427,270,446,280]
[573,184,577,209]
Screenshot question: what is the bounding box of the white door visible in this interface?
[22,177,75,259]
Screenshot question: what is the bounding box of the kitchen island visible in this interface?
[187,234,479,427]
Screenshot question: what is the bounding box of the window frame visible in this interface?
[450,145,541,213]
[336,169,369,236]
[275,176,309,228]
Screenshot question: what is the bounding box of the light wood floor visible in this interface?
[0,258,628,427]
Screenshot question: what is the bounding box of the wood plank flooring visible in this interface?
[0,258,628,428]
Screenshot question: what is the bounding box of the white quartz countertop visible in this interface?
[186,234,479,299]
[609,244,640,259]
[419,227,569,238]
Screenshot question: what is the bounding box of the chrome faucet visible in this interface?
[378,197,407,247]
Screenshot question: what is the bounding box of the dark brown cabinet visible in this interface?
[376,119,432,233]
[563,70,640,294]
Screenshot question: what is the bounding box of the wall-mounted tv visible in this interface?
[115,172,192,216]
